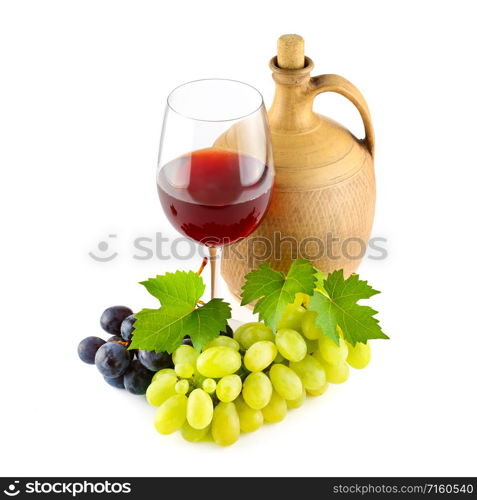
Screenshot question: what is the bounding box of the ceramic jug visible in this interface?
[217,35,375,300]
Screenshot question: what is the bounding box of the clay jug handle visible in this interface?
[308,74,375,157]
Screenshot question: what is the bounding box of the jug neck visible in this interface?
[268,56,319,134]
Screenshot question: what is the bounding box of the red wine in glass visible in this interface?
[157,148,273,247]
[157,79,274,298]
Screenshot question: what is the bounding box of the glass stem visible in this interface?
[208,246,217,299]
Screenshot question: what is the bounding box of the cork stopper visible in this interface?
[277,34,305,69]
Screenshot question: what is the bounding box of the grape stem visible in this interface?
[111,339,130,347]
[196,257,208,276]
[209,247,217,299]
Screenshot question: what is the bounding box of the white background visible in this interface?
[1,0,476,478]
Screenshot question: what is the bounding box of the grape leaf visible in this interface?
[129,304,192,354]
[314,268,326,295]
[140,271,205,307]
[241,259,316,330]
[184,299,232,352]
[308,270,388,346]
[130,270,231,353]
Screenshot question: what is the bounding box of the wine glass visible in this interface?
[157,79,274,298]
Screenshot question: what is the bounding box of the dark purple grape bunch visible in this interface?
[78,305,173,395]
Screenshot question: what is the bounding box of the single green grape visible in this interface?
[172,344,199,366]
[301,310,323,340]
[233,322,274,349]
[277,303,306,331]
[268,363,303,401]
[314,351,349,383]
[202,378,217,394]
[275,328,307,362]
[242,372,273,410]
[286,387,307,409]
[235,396,263,433]
[175,379,189,395]
[146,373,177,407]
[244,340,277,372]
[289,355,326,391]
[186,388,214,430]
[154,394,187,434]
[346,341,371,369]
[196,346,241,378]
[175,362,195,379]
[202,336,240,351]
[318,335,348,365]
[262,390,287,423]
[152,368,176,382]
[180,421,210,443]
[216,374,242,403]
[307,383,329,396]
[211,402,240,447]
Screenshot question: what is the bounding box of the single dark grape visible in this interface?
[182,337,193,347]
[78,336,106,364]
[104,375,125,389]
[100,305,133,335]
[120,314,136,342]
[220,324,234,338]
[95,342,131,378]
[124,360,154,395]
[137,350,173,371]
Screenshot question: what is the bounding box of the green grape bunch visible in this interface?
[147,294,375,446]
